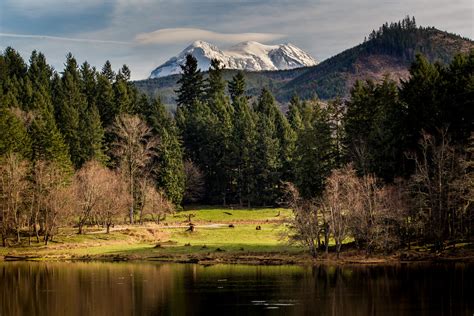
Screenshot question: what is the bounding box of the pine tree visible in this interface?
[175,54,205,109]
[101,60,115,82]
[228,71,246,102]
[293,101,334,198]
[0,107,31,159]
[145,97,185,205]
[287,94,303,131]
[30,101,72,172]
[53,54,85,168]
[204,59,234,203]
[252,112,280,205]
[230,87,257,206]
[96,73,116,127]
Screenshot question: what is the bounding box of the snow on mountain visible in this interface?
[149,40,317,78]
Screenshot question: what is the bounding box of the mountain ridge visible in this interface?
[149,40,317,78]
[135,18,473,106]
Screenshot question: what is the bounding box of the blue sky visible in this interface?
[1,0,472,79]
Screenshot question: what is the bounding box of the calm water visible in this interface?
[0,261,472,316]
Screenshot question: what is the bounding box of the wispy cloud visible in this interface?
[0,33,131,45]
[135,28,286,45]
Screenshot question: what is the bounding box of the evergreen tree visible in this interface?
[228,71,246,102]
[204,59,234,203]
[53,54,84,168]
[30,103,72,172]
[101,60,115,82]
[0,107,31,159]
[80,61,97,107]
[145,97,185,205]
[175,54,205,109]
[287,94,304,131]
[96,73,116,127]
[252,112,280,205]
[293,101,334,198]
[229,79,257,206]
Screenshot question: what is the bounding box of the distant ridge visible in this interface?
[135,17,474,105]
[149,40,317,78]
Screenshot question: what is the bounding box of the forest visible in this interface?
[0,22,473,256]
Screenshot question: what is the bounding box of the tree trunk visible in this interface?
[324,231,329,255]
[336,243,342,259]
[34,225,40,243]
[106,223,111,234]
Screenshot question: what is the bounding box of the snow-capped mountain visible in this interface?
[149,40,317,78]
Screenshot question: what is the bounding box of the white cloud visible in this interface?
[135,28,285,45]
[0,33,131,45]
[5,0,107,15]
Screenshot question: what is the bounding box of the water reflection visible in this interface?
[0,262,472,315]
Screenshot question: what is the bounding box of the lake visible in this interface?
[0,261,472,315]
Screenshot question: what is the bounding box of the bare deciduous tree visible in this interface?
[183,159,205,204]
[408,129,469,249]
[111,114,158,224]
[43,185,74,244]
[96,168,129,233]
[283,182,320,258]
[141,185,174,224]
[73,161,108,234]
[30,160,72,244]
[0,153,29,246]
[320,165,357,258]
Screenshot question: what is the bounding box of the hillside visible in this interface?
[134,67,308,106]
[277,18,474,101]
[134,17,473,105]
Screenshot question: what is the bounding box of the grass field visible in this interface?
[0,207,304,261]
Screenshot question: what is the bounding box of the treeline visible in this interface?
[1,46,473,251]
[0,48,182,245]
[365,15,470,63]
[288,52,474,256]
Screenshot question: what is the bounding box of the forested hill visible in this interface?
[134,17,474,105]
[277,17,474,101]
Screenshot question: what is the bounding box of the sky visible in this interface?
[0,0,473,80]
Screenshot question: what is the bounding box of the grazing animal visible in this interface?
[185,223,195,232]
[256,225,261,230]
[228,224,235,228]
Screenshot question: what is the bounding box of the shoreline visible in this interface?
[2,249,473,266]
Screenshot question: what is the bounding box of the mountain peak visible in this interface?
[149,41,317,78]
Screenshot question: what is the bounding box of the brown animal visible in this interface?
[185,223,195,232]
[256,225,261,230]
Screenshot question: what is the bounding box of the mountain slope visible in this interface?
[135,18,473,106]
[277,20,474,101]
[149,40,317,78]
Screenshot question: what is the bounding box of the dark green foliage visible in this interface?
[343,78,408,179]
[0,107,31,158]
[286,94,303,131]
[293,101,335,198]
[230,93,257,206]
[401,53,474,147]
[30,105,72,172]
[175,54,205,109]
[96,73,116,127]
[228,71,246,101]
[144,97,185,205]
[101,60,115,82]
[53,54,86,168]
